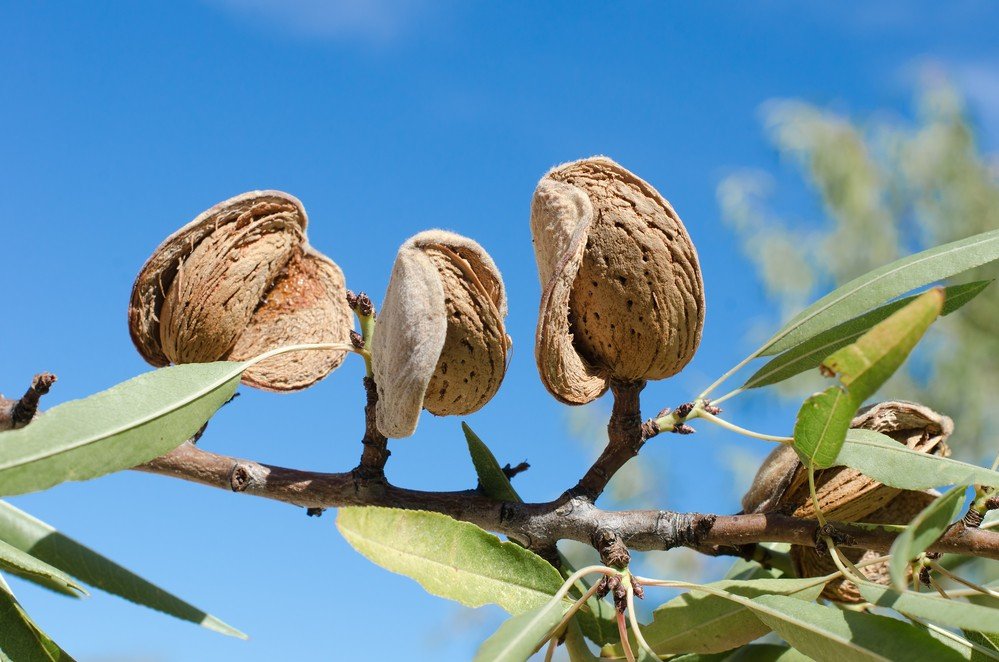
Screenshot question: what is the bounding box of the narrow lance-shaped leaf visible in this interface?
[744,281,990,390]
[462,424,618,646]
[838,430,999,489]
[610,578,825,657]
[0,362,246,496]
[463,422,521,503]
[473,597,570,662]
[792,289,943,468]
[889,485,968,590]
[822,288,943,397]
[336,506,565,614]
[760,227,999,355]
[0,500,245,638]
[749,593,961,661]
[964,631,999,656]
[0,538,85,597]
[667,644,812,661]
[0,576,75,662]
[564,618,601,661]
[858,582,999,633]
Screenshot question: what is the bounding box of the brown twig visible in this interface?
[0,373,57,431]
[571,380,648,502]
[354,376,390,480]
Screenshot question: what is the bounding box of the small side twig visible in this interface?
[570,380,647,502]
[502,461,530,480]
[0,372,57,431]
[354,376,390,481]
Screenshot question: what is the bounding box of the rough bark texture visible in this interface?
[137,442,999,560]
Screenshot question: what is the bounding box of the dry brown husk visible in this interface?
[792,489,938,602]
[371,230,509,439]
[741,400,953,602]
[128,191,352,392]
[531,156,704,405]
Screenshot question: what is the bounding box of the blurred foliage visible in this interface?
[719,80,999,460]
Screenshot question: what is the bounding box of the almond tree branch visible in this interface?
[135,441,999,561]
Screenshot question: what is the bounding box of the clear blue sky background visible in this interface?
[2,2,998,660]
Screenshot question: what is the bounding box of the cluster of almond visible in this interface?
[127,156,706,438]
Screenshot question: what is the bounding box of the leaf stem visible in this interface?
[696,410,793,444]
[709,387,744,407]
[625,578,657,660]
[698,351,761,400]
[543,635,557,662]
[617,611,636,662]
[909,617,999,660]
[929,561,999,599]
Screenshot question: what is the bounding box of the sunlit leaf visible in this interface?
[612,578,825,656]
[0,501,245,638]
[461,425,619,645]
[336,507,564,614]
[821,288,943,397]
[760,228,999,355]
[0,576,74,661]
[669,644,812,661]
[838,431,999,489]
[858,582,999,633]
[473,597,569,662]
[749,593,960,661]
[888,485,968,590]
[743,281,990,389]
[792,289,943,468]
[0,539,85,598]
[792,385,856,468]
[0,362,245,496]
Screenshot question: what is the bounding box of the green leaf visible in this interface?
[336,507,564,614]
[858,582,999,633]
[0,577,75,661]
[667,644,812,661]
[725,644,813,661]
[749,593,961,661]
[743,281,991,390]
[889,485,968,590]
[838,431,999,489]
[820,288,943,398]
[792,385,856,468]
[460,430,618,646]
[565,618,601,661]
[760,227,999,355]
[0,500,245,639]
[463,422,521,503]
[0,362,245,496]
[0,539,85,598]
[473,597,569,662]
[613,578,825,656]
[965,631,999,656]
[792,289,943,468]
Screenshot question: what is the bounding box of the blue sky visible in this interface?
[2,2,998,660]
